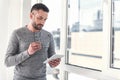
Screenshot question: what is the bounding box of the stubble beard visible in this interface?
[32,23,43,30]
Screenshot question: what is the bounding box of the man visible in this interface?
[5,3,61,80]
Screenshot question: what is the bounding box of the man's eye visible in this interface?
[37,17,42,20]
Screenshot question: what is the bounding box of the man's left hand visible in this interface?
[48,58,61,68]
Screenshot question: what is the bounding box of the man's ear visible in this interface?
[30,13,33,19]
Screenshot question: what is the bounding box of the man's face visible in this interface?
[31,10,48,30]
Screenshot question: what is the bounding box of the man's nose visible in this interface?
[40,20,45,25]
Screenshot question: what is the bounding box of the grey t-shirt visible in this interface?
[5,26,55,80]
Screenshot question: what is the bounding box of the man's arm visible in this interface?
[47,33,61,67]
[5,30,30,67]
[47,33,56,58]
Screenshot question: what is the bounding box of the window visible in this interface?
[111,0,120,69]
[67,0,103,70]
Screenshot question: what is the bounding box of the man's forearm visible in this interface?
[5,50,30,67]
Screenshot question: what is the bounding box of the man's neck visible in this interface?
[27,23,40,32]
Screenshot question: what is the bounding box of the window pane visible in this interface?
[112,0,120,69]
[67,0,103,70]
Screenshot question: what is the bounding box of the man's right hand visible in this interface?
[27,42,42,55]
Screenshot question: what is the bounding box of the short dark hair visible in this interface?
[30,3,49,13]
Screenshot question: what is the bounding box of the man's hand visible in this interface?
[27,42,42,55]
[48,58,61,68]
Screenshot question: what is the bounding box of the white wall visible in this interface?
[6,0,22,80]
[21,0,31,26]
[0,0,9,80]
